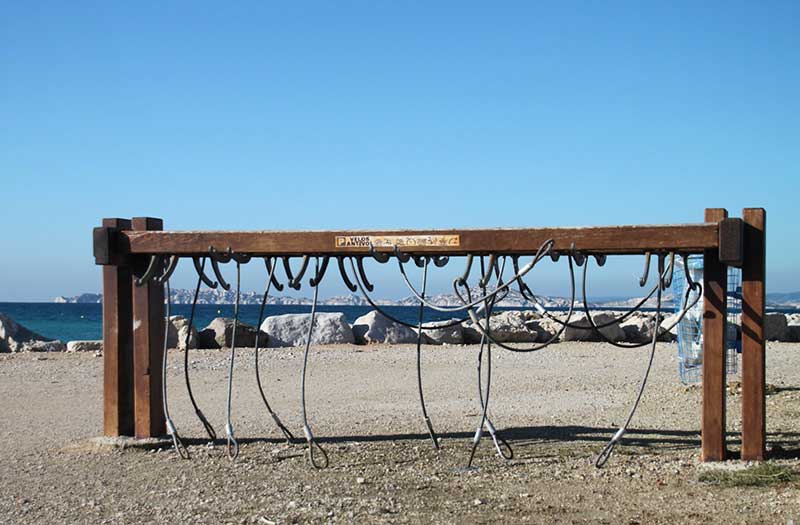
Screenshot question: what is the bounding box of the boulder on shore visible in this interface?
[0,312,66,352]
[463,310,540,344]
[352,311,417,345]
[67,340,103,353]
[198,317,259,349]
[787,314,800,343]
[561,312,626,342]
[418,319,464,345]
[765,312,788,341]
[167,315,197,350]
[261,313,354,347]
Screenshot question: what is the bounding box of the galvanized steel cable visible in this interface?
[414,257,440,450]
[183,257,218,442]
[300,257,329,469]
[253,257,295,442]
[162,279,190,459]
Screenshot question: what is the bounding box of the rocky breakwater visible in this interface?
[260,313,355,347]
[0,313,66,352]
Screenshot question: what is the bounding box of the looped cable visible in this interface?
[300,258,330,469]
[226,423,239,461]
[595,428,623,468]
[485,419,514,460]
[303,425,329,469]
[167,419,191,460]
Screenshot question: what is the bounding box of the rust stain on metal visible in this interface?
[335,234,461,248]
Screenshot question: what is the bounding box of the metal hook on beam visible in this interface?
[457,255,473,287]
[639,252,652,288]
[283,256,310,290]
[432,255,449,268]
[661,252,676,289]
[135,254,164,287]
[263,257,284,292]
[337,256,357,292]
[479,254,497,287]
[193,257,218,289]
[368,243,391,264]
[209,247,231,291]
[356,256,375,292]
[309,256,330,287]
[155,256,180,284]
[393,246,411,263]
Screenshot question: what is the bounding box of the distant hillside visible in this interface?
[767,292,800,308]
[52,289,800,309]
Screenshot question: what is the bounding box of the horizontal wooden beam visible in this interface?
[120,223,720,257]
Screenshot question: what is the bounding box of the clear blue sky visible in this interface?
[1,1,797,301]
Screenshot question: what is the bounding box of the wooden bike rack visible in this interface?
[93,207,767,461]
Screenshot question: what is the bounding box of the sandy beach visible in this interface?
[1,341,799,523]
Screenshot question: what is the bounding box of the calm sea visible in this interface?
[2,302,796,343]
[0,303,472,342]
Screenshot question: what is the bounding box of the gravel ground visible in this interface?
[1,341,799,524]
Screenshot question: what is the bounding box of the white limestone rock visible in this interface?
[418,319,464,345]
[463,310,541,344]
[167,315,197,350]
[261,312,355,347]
[352,311,418,345]
[67,340,103,353]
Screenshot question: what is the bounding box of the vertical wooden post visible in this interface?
[741,208,766,460]
[101,218,135,437]
[131,217,166,438]
[702,208,728,461]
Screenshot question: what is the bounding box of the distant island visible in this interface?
[53,289,662,308]
[53,289,800,309]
